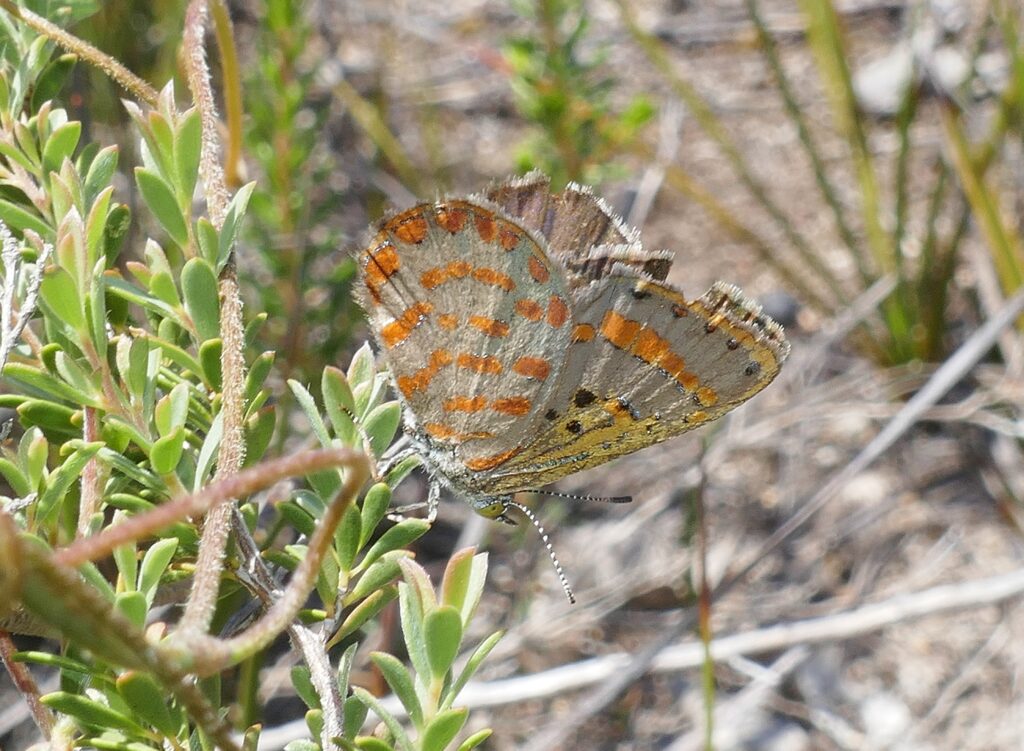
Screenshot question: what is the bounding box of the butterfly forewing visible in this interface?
[487,274,789,492]
[360,200,575,468]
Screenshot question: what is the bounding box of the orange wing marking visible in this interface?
[492,397,532,416]
[464,447,521,471]
[512,356,551,380]
[515,299,544,321]
[457,353,503,374]
[396,349,453,397]
[392,214,428,244]
[381,302,433,348]
[444,395,487,413]
[468,315,510,337]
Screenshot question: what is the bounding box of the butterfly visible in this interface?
[357,172,789,523]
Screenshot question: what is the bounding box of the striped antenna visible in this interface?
[531,489,632,504]
[507,500,576,604]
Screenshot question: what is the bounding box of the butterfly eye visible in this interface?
[472,499,510,520]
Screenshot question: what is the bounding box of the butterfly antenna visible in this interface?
[507,501,576,605]
[531,489,632,504]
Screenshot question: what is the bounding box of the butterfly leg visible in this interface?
[386,481,440,523]
[377,444,420,479]
[425,481,440,523]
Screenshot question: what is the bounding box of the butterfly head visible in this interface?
[469,496,516,524]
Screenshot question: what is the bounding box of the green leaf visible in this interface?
[288,380,333,449]
[135,167,188,247]
[84,186,113,262]
[242,724,262,751]
[245,351,276,405]
[290,665,320,709]
[181,257,220,342]
[353,374,386,420]
[0,139,33,173]
[359,483,392,548]
[456,729,492,751]
[40,691,146,734]
[333,586,398,643]
[357,519,430,573]
[17,399,77,436]
[337,642,359,697]
[117,670,180,737]
[243,407,276,466]
[398,580,430,684]
[194,411,222,489]
[13,120,39,170]
[174,108,201,204]
[114,590,147,629]
[54,352,100,402]
[334,504,362,573]
[120,336,151,403]
[88,258,108,360]
[278,502,316,539]
[424,606,463,679]
[199,338,223,390]
[28,2,100,24]
[33,54,77,110]
[305,708,323,742]
[35,441,103,524]
[138,537,178,607]
[322,366,356,444]
[42,120,81,175]
[445,631,503,711]
[22,428,48,488]
[39,265,85,332]
[441,551,487,628]
[346,552,404,604]
[347,343,375,390]
[421,708,468,751]
[370,652,422,728]
[50,174,76,231]
[355,739,395,751]
[148,269,182,310]
[283,741,320,751]
[343,694,369,740]
[385,455,422,490]
[83,145,119,208]
[0,198,53,240]
[103,203,131,263]
[352,687,414,751]
[147,109,175,178]
[112,536,137,593]
[0,458,31,497]
[150,427,185,475]
[217,182,255,271]
[154,382,190,437]
[3,362,102,408]
[363,401,401,457]
[105,276,184,324]
[196,217,218,266]
[10,651,92,674]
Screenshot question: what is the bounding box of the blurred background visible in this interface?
[4,0,1024,748]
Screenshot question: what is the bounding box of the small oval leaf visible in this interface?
[421,708,468,751]
[424,606,463,679]
[181,257,221,342]
[135,167,188,247]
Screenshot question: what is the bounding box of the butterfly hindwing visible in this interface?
[486,273,789,492]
